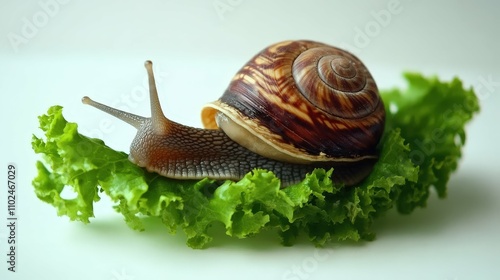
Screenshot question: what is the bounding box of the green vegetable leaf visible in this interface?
[383,73,480,212]
[32,73,480,248]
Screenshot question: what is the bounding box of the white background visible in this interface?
[1,0,499,279]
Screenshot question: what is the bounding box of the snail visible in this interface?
[82,40,385,187]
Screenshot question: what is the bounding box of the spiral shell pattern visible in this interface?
[202,40,385,161]
[292,47,379,119]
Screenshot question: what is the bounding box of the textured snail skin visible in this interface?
[127,116,376,186]
[83,40,385,187]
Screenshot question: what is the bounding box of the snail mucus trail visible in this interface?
[82,41,384,187]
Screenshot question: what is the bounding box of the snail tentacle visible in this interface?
[81,96,145,128]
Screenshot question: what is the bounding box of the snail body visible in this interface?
[82,40,385,186]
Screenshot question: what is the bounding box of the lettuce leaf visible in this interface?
[31,73,479,249]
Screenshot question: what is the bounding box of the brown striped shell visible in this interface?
[201,40,385,165]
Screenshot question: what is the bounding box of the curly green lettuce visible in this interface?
[31,73,480,249]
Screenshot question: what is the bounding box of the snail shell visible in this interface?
[202,40,384,165]
[82,40,385,187]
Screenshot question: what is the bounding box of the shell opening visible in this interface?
[201,101,375,164]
